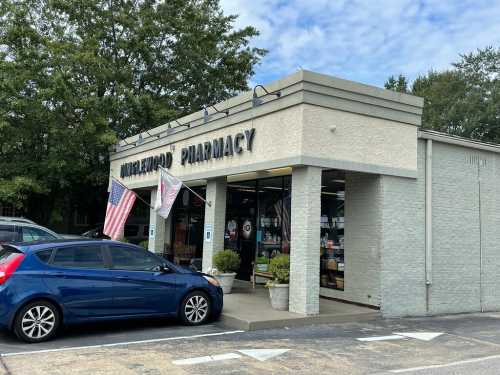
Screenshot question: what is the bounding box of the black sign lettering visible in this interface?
[245,128,256,151]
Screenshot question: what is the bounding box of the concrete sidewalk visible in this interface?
[219,281,379,330]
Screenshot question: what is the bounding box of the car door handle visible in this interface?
[116,276,130,280]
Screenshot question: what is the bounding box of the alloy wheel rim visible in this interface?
[184,295,208,323]
[21,306,55,339]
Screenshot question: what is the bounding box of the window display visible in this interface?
[320,170,345,290]
[224,176,291,280]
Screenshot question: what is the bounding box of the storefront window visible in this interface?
[320,170,345,290]
[225,176,292,280]
[171,187,205,268]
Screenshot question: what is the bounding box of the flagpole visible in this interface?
[111,177,154,210]
[158,166,212,207]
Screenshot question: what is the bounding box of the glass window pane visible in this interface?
[35,249,53,263]
[320,170,345,290]
[0,225,17,243]
[52,245,105,269]
[22,227,57,242]
[110,246,160,271]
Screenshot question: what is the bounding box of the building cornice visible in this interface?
[111,70,424,160]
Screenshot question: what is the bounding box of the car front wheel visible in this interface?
[180,291,211,325]
[14,300,60,343]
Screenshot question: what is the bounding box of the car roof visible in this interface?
[0,217,36,224]
[9,239,141,253]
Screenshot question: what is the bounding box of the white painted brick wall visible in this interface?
[202,178,227,272]
[289,166,322,315]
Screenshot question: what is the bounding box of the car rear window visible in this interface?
[0,245,22,264]
[0,225,17,243]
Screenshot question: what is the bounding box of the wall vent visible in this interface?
[466,154,487,168]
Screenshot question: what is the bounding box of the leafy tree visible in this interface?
[384,74,409,93]
[0,0,265,230]
[384,47,500,143]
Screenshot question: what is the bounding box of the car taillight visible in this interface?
[0,254,25,285]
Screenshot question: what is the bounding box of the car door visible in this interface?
[42,244,116,318]
[107,244,178,316]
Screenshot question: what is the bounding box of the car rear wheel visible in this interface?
[14,300,60,343]
[180,291,211,325]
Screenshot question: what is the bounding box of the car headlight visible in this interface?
[203,275,220,287]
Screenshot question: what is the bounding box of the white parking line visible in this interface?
[390,354,500,373]
[357,335,405,342]
[173,352,241,365]
[0,330,245,357]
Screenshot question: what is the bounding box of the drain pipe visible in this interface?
[425,139,433,313]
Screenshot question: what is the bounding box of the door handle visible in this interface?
[116,276,130,280]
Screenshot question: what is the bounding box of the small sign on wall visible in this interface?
[204,224,213,242]
[149,224,155,239]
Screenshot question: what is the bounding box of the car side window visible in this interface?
[22,227,57,242]
[0,225,17,243]
[35,249,53,264]
[109,246,161,271]
[52,245,106,269]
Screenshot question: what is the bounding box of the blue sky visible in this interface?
[220,0,500,88]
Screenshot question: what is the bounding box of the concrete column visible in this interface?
[202,177,227,272]
[289,166,322,315]
[148,187,166,255]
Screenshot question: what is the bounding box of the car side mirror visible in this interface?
[158,264,171,273]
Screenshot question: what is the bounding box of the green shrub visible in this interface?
[138,240,148,249]
[269,255,290,284]
[213,250,240,273]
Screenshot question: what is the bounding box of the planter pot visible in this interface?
[268,284,289,311]
[215,272,237,294]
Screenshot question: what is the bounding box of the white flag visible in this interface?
[154,168,183,219]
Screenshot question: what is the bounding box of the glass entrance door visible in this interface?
[224,181,257,280]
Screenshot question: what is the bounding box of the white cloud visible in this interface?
[220,0,500,87]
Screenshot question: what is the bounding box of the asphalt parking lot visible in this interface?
[0,317,235,356]
[2,313,500,374]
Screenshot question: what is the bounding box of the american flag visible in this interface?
[103,179,137,240]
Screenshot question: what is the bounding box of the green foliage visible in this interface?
[385,47,500,144]
[213,250,240,273]
[256,256,269,264]
[0,0,265,219]
[138,240,149,249]
[384,74,409,93]
[268,255,290,284]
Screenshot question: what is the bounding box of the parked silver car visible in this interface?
[0,217,62,244]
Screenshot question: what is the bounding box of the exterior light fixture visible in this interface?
[252,84,281,107]
[203,108,209,123]
[203,105,229,124]
[175,120,190,129]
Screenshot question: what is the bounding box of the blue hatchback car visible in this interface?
[0,240,223,343]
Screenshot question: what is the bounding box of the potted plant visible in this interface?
[212,250,240,294]
[266,255,290,311]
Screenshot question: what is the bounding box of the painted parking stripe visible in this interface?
[390,354,500,373]
[357,335,405,342]
[0,330,245,357]
[173,353,241,365]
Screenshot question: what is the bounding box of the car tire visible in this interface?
[14,300,60,343]
[180,291,211,326]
